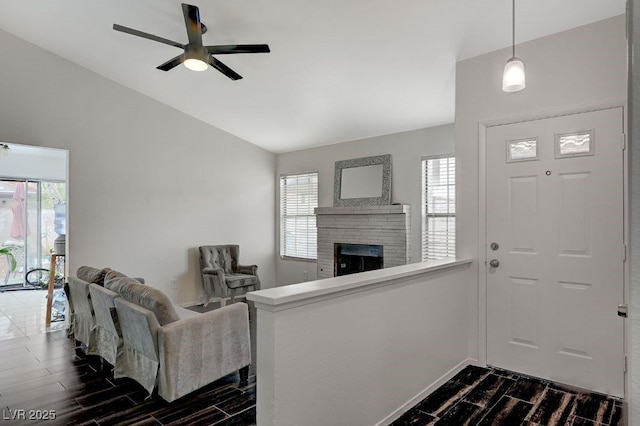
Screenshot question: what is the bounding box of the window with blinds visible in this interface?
[280,171,318,260]
[422,156,455,261]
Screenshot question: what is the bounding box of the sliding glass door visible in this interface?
[26,181,40,282]
[0,179,66,288]
[1,180,31,287]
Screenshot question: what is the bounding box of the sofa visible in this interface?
[67,266,141,354]
[88,283,121,366]
[67,266,251,402]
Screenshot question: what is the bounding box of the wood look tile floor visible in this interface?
[0,291,624,425]
[0,331,256,425]
[392,365,623,426]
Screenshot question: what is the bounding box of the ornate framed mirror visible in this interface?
[333,154,391,207]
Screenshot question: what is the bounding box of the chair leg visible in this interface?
[239,365,249,386]
[97,357,113,375]
[74,339,85,356]
[220,298,227,307]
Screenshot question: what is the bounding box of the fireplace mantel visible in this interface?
[314,205,411,279]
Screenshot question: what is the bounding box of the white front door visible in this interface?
[486,107,625,397]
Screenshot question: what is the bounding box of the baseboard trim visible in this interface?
[376,357,477,426]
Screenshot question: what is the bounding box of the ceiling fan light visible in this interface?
[502,57,525,92]
[184,58,208,72]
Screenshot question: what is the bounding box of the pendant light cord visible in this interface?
[512,0,516,58]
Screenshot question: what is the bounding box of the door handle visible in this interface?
[489,259,500,268]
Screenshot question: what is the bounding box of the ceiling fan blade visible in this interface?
[157,55,185,71]
[206,44,271,55]
[208,56,242,80]
[113,24,184,49]
[182,3,203,47]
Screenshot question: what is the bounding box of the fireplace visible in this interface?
[334,243,383,277]
[315,205,410,279]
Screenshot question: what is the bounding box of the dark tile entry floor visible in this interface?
[392,365,622,426]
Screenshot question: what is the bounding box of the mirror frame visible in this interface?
[333,154,391,207]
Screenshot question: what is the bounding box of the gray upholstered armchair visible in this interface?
[199,245,260,307]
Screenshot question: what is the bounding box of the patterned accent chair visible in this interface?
[199,245,260,307]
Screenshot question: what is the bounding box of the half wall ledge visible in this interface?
[247,257,473,311]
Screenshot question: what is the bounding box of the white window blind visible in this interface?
[280,172,318,260]
[422,156,456,261]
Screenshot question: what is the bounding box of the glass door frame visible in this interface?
[1,178,44,287]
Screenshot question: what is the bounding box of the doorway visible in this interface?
[484,108,625,397]
[0,143,68,293]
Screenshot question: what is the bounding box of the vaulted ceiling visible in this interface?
[0,1,626,153]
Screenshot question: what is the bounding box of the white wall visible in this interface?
[249,260,472,426]
[276,124,454,285]
[0,29,276,305]
[0,144,66,182]
[455,16,627,363]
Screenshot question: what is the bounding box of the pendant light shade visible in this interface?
[502,0,525,92]
[502,57,525,92]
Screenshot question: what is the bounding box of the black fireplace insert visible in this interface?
[334,243,383,276]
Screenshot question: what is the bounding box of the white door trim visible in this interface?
[476,100,628,378]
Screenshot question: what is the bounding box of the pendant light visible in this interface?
[502,0,525,92]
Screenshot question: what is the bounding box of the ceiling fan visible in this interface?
[113,3,270,80]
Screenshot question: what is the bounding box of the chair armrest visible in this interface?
[67,278,95,346]
[236,264,258,275]
[201,268,227,306]
[202,267,224,275]
[157,303,251,402]
[236,265,260,290]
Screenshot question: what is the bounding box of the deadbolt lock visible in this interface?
[618,304,628,318]
[490,242,499,251]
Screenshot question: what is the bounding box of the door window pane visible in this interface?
[508,138,538,162]
[556,131,593,157]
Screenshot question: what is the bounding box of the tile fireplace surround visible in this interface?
[315,205,410,279]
